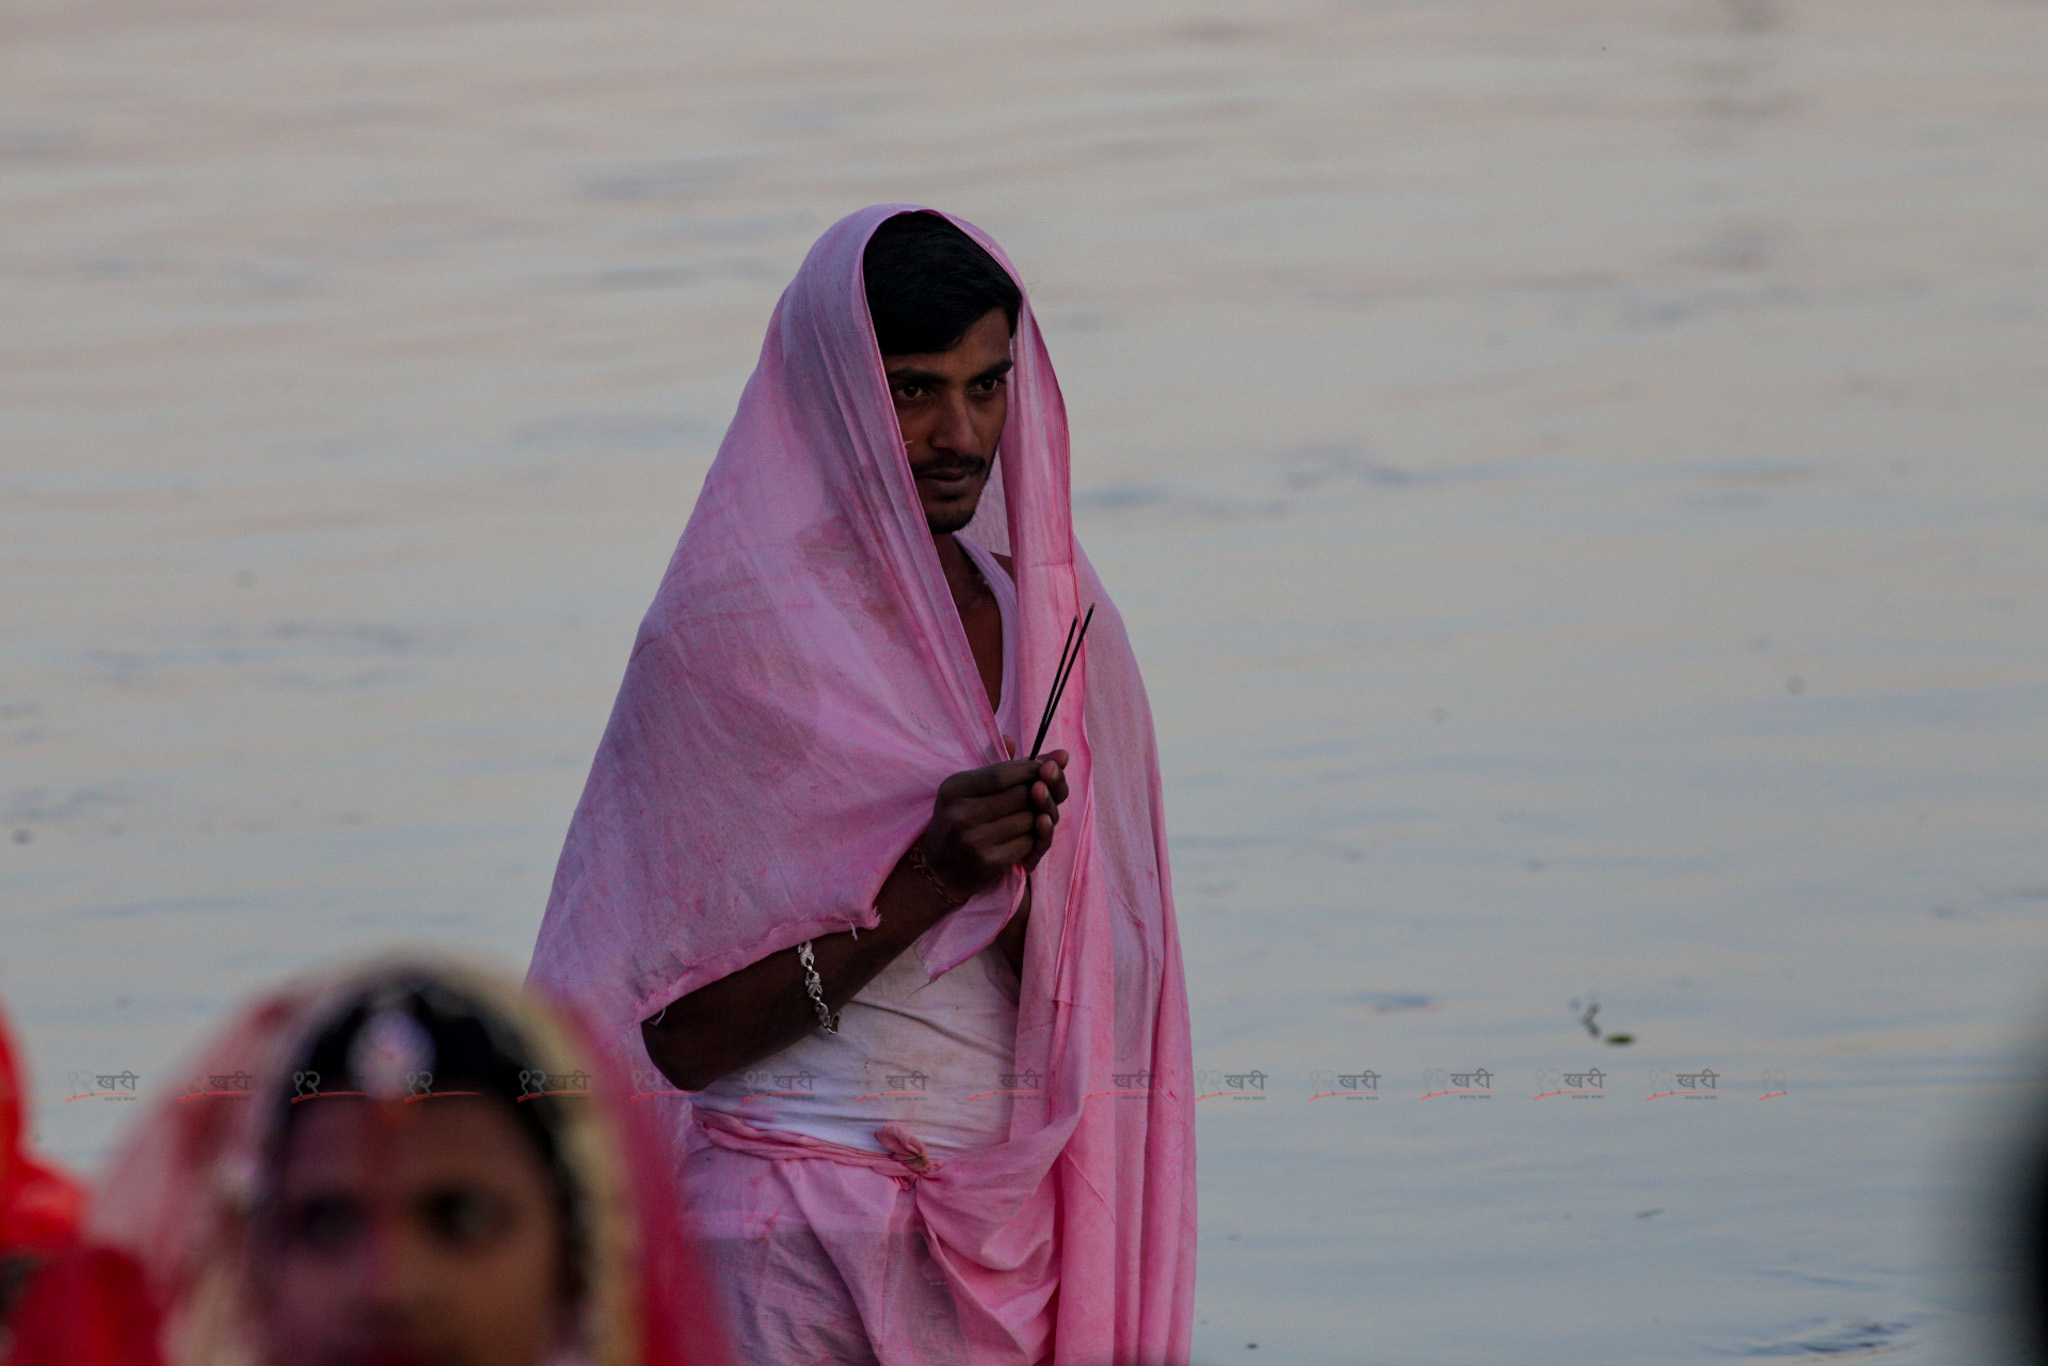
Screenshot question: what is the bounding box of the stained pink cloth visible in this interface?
[526,204,1196,1365]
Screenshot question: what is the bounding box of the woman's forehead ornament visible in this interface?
[348,1005,434,1101]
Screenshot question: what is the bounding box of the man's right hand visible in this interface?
[642,748,1073,1091]
[919,750,1070,900]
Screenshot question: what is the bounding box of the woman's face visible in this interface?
[254,1095,570,1366]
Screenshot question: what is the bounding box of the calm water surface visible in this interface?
[5,1,2047,1360]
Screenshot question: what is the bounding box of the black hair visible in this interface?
[267,974,587,1304]
[862,212,1022,356]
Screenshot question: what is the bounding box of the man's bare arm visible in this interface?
[642,753,1066,1091]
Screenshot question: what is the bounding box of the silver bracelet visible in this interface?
[797,940,840,1035]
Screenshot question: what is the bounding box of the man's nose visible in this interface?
[929,391,979,457]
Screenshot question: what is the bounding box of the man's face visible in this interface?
[252,1095,569,1366]
[883,306,1013,535]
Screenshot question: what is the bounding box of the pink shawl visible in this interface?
[525,205,1196,1365]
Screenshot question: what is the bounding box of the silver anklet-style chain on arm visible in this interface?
[797,940,840,1035]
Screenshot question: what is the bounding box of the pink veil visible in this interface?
[527,205,1196,1364]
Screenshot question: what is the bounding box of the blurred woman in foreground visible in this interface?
[12,957,729,1366]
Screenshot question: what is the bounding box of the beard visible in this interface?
[925,500,980,535]
[912,453,992,535]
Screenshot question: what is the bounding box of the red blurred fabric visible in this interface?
[4,1001,149,1365]
[6,1244,164,1366]
[0,1003,84,1261]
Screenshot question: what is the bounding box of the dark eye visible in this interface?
[285,1195,366,1254]
[892,384,927,402]
[972,375,1006,394]
[422,1186,512,1249]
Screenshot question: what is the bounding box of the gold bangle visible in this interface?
[907,842,969,907]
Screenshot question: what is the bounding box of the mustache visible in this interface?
[910,453,990,478]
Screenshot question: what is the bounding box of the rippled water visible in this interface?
[6,1,2047,1360]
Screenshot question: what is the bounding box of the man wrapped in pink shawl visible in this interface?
[527,206,1196,1366]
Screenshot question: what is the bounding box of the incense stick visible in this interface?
[1028,614,1082,760]
[1029,603,1095,760]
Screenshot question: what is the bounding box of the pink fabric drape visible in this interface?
[526,204,1196,1365]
